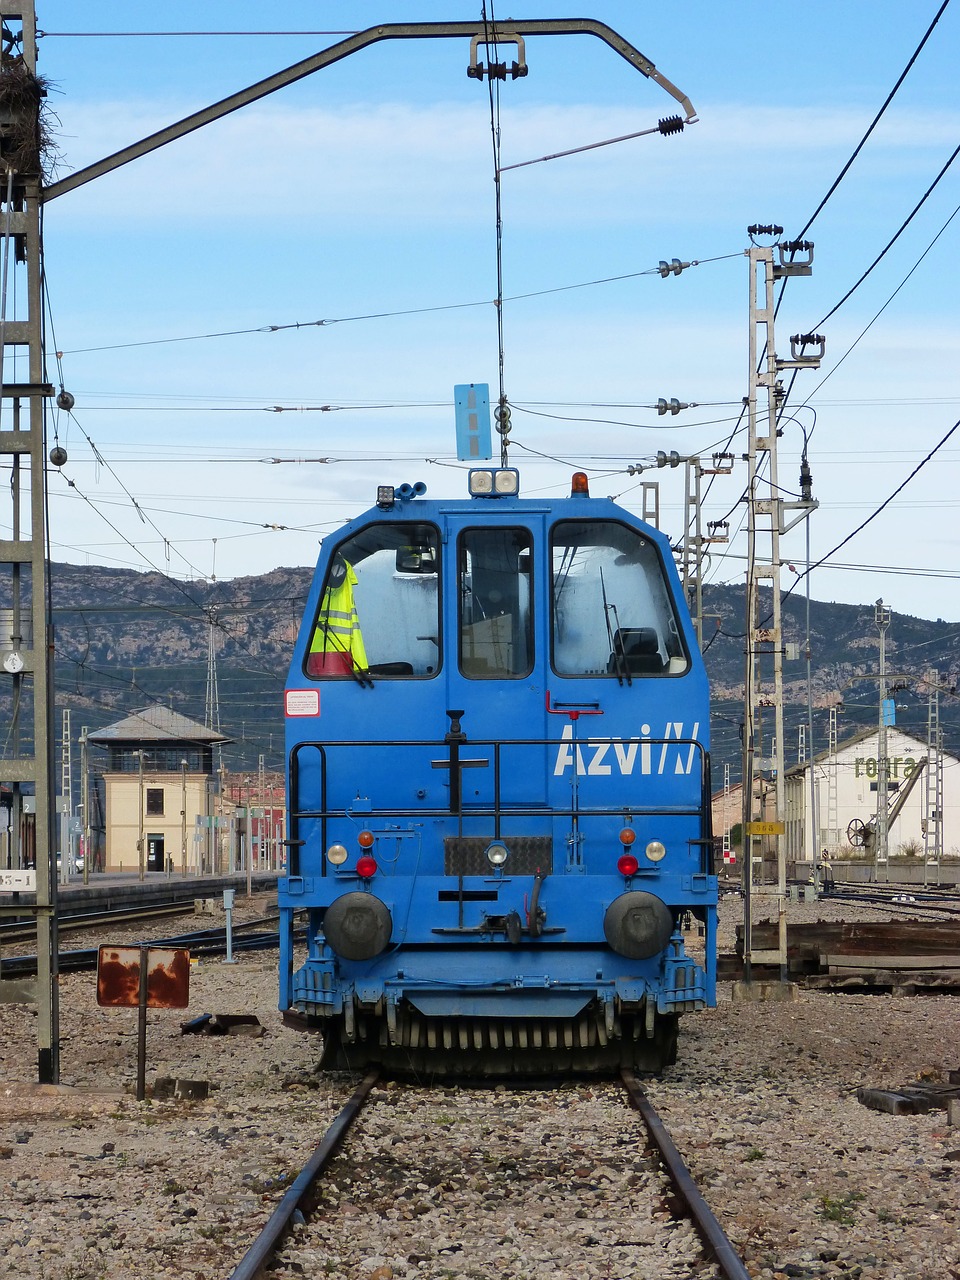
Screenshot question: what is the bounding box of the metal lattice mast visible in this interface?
[0,0,58,1081]
[924,669,943,885]
[722,763,732,866]
[740,226,821,978]
[205,614,223,769]
[826,705,839,855]
[797,724,806,764]
[681,456,703,647]
[59,708,71,885]
[874,600,891,876]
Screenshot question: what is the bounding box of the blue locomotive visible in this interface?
[280,467,717,1073]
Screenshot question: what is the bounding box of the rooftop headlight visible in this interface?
[493,468,520,495]
[645,840,667,863]
[468,468,520,497]
[485,841,509,867]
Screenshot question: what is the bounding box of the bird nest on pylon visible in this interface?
[0,55,57,180]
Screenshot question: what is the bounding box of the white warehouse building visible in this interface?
[783,726,960,866]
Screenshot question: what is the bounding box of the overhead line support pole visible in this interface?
[740,230,820,980]
[41,20,697,203]
[0,0,58,1081]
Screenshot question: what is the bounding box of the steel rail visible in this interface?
[0,900,193,945]
[621,1069,750,1280]
[228,1068,381,1280]
[824,888,960,917]
[1,918,303,978]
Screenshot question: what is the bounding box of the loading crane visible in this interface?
[846,758,927,857]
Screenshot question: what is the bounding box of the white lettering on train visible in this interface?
[552,722,700,777]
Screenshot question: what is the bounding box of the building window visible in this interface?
[146,788,164,816]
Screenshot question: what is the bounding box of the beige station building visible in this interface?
[88,705,229,874]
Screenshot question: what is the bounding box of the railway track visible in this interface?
[0,898,200,946]
[0,915,292,978]
[228,1070,749,1280]
[824,884,960,918]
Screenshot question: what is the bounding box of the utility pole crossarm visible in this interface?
[41,19,696,203]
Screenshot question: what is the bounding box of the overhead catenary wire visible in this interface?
[794,0,952,241]
[782,417,960,604]
[799,196,960,405]
[37,30,361,38]
[57,255,740,356]
[811,148,960,334]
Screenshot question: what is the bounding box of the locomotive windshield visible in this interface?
[459,527,533,679]
[551,520,688,677]
[305,522,440,679]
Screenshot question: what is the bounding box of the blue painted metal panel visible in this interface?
[454,383,492,461]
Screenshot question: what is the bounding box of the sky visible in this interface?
[10,0,960,622]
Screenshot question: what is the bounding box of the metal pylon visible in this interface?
[923,669,943,885]
[740,227,820,978]
[0,0,58,1081]
[826,705,839,855]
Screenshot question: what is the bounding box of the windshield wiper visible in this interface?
[600,566,630,686]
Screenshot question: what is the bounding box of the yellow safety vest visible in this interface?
[309,561,368,672]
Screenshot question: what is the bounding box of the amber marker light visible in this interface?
[357,830,375,849]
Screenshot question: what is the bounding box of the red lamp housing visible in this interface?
[617,853,640,877]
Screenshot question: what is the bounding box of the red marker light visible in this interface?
[356,855,378,879]
[357,830,375,848]
[619,827,636,846]
[617,853,639,877]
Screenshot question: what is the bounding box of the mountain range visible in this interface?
[3,562,957,780]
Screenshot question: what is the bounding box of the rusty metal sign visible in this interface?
[97,946,191,1009]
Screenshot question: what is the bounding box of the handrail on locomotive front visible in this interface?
[286,735,715,878]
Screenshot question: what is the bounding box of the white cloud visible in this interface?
[46,97,960,232]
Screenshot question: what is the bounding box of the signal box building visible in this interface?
[89,706,229,874]
[783,726,960,869]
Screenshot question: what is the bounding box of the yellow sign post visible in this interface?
[747,821,785,836]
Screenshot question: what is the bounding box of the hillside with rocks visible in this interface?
[3,564,958,778]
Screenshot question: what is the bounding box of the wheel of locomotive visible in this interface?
[318,1020,343,1069]
[622,1013,679,1072]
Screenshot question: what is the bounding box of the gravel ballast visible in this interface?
[0,893,957,1279]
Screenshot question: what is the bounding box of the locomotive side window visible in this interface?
[551,520,689,677]
[305,522,440,679]
[458,527,533,679]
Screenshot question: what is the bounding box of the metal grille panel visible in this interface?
[444,835,553,876]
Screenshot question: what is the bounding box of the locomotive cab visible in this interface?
[281,470,717,1075]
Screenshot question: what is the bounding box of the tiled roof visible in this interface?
[88,705,230,745]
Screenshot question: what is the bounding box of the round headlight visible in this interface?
[485,841,509,867]
[645,840,667,863]
[326,843,349,866]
